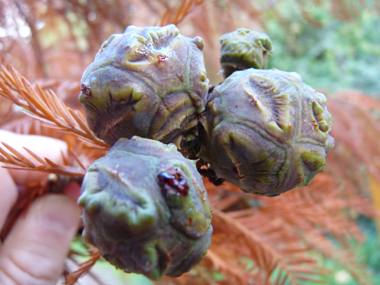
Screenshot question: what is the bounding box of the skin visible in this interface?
[0,130,81,285]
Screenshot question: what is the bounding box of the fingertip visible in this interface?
[35,194,81,237]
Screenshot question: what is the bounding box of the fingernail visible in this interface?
[35,194,80,235]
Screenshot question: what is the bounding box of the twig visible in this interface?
[63,249,101,285]
[0,65,110,149]
[159,0,205,26]
[0,142,86,177]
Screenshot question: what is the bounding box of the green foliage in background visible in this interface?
[356,218,380,279]
[264,0,380,95]
[319,217,380,285]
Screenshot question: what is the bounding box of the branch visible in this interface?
[0,65,110,149]
[204,249,248,284]
[212,208,324,285]
[64,249,101,285]
[0,142,86,177]
[159,0,205,26]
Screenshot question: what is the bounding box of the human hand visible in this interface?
[0,130,81,285]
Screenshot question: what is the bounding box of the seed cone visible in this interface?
[198,68,334,196]
[220,28,273,78]
[78,136,213,280]
[79,25,209,148]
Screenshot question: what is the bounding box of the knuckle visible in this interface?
[0,250,61,285]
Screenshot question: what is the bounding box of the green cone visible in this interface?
[219,28,273,78]
[78,136,213,280]
[198,68,334,196]
[79,25,209,148]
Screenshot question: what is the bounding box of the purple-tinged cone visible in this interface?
[220,28,273,78]
[199,68,334,196]
[78,136,213,280]
[79,25,209,150]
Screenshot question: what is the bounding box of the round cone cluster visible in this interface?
[79,24,208,148]
[78,25,335,280]
[219,28,273,78]
[79,136,212,280]
[198,68,334,196]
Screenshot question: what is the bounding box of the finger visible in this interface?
[0,168,17,230]
[63,181,82,202]
[0,130,67,185]
[0,194,80,285]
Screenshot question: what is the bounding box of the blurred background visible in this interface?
[1,0,380,284]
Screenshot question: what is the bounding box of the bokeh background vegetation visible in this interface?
[265,0,380,96]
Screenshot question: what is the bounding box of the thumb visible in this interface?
[0,194,80,285]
